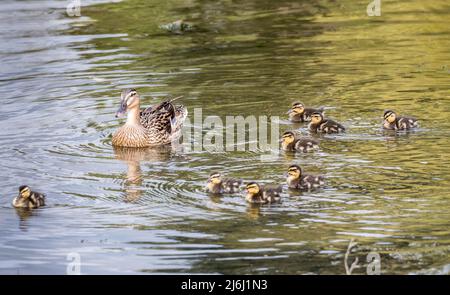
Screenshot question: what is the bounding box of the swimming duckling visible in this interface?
[383,110,418,130]
[309,112,345,134]
[286,165,324,190]
[12,186,46,209]
[287,102,324,123]
[112,89,188,148]
[244,182,282,204]
[280,131,319,152]
[206,172,243,194]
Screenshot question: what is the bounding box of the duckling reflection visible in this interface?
[246,203,263,220]
[113,145,173,203]
[14,207,35,230]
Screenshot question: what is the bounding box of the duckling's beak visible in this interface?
[286,109,292,114]
[115,102,127,118]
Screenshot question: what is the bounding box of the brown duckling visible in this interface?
[12,186,46,209]
[206,172,242,194]
[287,102,324,123]
[309,111,345,134]
[286,165,324,190]
[280,131,319,153]
[244,182,282,204]
[383,110,418,130]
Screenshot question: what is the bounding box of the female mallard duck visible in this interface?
[287,102,324,123]
[383,110,418,130]
[12,186,46,209]
[286,165,324,190]
[309,112,345,134]
[206,172,242,194]
[112,89,188,147]
[244,182,282,204]
[280,131,319,152]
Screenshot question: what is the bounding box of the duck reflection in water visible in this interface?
[14,207,40,231]
[113,145,176,203]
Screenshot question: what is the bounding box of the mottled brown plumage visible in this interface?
[287,102,324,123]
[280,131,319,152]
[309,112,345,134]
[12,186,46,209]
[244,182,282,204]
[112,89,187,147]
[206,172,242,194]
[286,165,324,191]
[383,110,418,130]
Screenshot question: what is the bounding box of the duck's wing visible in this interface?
[320,119,345,133]
[398,116,418,129]
[140,100,177,133]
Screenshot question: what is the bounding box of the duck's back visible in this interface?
[140,100,187,145]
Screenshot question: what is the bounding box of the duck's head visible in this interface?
[207,172,222,185]
[116,88,140,118]
[383,110,397,124]
[280,131,296,145]
[18,185,31,199]
[311,112,323,124]
[245,182,260,196]
[287,165,302,180]
[289,102,305,115]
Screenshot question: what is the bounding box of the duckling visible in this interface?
[383,110,418,130]
[206,172,243,194]
[287,102,324,123]
[244,182,282,204]
[112,89,188,148]
[309,111,345,134]
[280,131,319,152]
[12,186,46,209]
[286,165,324,190]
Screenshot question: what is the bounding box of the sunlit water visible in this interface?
[0,0,449,274]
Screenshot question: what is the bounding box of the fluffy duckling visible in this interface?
[12,186,46,209]
[244,182,282,204]
[309,112,345,134]
[206,172,242,194]
[112,89,188,148]
[287,102,324,123]
[383,110,418,130]
[286,165,324,190]
[280,131,319,153]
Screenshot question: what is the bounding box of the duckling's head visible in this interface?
[281,131,296,145]
[287,165,302,180]
[311,112,323,124]
[18,185,31,199]
[291,102,305,114]
[383,110,397,123]
[245,182,260,195]
[207,172,222,185]
[116,88,140,118]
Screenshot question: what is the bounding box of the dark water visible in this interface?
[0,0,449,274]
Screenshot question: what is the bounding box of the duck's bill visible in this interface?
[115,103,127,118]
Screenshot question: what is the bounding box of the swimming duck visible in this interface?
[280,131,319,152]
[287,102,324,123]
[309,112,345,134]
[286,165,324,190]
[112,89,188,148]
[244,182,282,204]
[383,110,418,130]
[206,172,243,194]
[12,186,46,209]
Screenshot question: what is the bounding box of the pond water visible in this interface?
[0,0,449,274]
